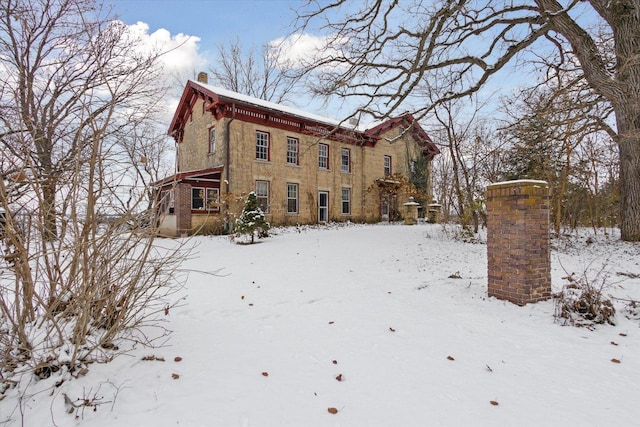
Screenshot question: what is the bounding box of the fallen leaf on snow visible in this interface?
[611,358,621,364]
[174,357,183,362]
[447,355,455,361]
[335,374,343,381]
[490,400,499,406]
[389,327,396,332]
[171,373,180,379]
[327,407,338,414]
[262,371,269,376]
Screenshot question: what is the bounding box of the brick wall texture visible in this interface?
[486,180,551,305]
[174,183,192,236]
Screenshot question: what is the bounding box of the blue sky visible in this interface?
[109,0,298,62]
[107,0,358,118]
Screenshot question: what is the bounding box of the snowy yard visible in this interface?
[2,223,639,426]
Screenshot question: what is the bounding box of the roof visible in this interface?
[188,80,357,130]
[153,166,224,188]
[168,80,439,157]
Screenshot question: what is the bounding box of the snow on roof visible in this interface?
[189,79,369,132]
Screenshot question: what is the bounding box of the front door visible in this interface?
[318,191,329,222]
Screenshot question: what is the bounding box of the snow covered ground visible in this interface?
[2,223,639,426]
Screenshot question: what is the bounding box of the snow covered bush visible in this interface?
[235,192,270,244]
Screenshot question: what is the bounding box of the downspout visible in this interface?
[225,103,235,194]
[224,103,235,233]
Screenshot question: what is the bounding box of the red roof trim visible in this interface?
[365,115,440,160]
[167,81,437,155]
[153,166,224,188]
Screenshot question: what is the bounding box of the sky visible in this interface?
[102,1,606,134]
[109,0,298,62]
[106,0,360,121]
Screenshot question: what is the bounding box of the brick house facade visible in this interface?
[154,74,439,236]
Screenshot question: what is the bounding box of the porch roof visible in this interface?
[153,166,224,188]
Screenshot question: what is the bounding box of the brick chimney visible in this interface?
[197,71,208,84]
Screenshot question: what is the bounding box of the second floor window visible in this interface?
[287,137,299,165]
[256,180,270,213]
[256,131,269,161]
[384,155,392,176]
[319,143,329,169]
[209,127,216,153]
[341,148,350,173]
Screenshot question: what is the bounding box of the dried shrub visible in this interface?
[554,266,616,327]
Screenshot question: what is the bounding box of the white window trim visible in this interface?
[256,131,270,161]
[319,143,329,169]
[341,187,351,215]
[384,155,392,176]
[287,137,299,165]
[256,180,270,213]
[286,183,299,214]
[341,148,350,173]
[206,188,220,211]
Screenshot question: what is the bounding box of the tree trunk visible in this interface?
[613,3,640,241]
[617,122,640,241]
[42,181,58,241]
[611,2,640,241]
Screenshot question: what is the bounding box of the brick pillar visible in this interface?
[486,180,551,305]
[175,182,192,237]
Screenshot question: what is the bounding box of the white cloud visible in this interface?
[269,32,348,69]
[121,21,209,123]
[124,21,207,83]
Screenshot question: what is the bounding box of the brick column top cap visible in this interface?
[487,179,548,189]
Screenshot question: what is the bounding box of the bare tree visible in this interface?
[209,37,298,103]
[499,52,616,234]
[296,0,640,241]
[431,97,496,232]
[0,0,185,406]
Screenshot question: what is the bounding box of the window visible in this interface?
[206,188,219,211]
[159,189,174,214]
[192,188,205,210]
[318,143,329,169]
[384,155,392,176]
[256,131,270,161]
[287,137,299,165]
[255,180,270,213]
[192,187,219,210]
[341,148,350,173]
[341,188,351,215]
[208,127,216,153]
[287,183,298,214]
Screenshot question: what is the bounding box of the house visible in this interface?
[154,73,439,237]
